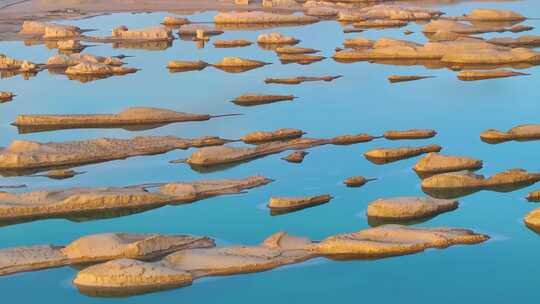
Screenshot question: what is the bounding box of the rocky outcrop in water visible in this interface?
[367,197,458,224]
[480,125,540,144]
[364,144,442,164]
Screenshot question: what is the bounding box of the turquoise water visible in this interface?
[1,0,540,302]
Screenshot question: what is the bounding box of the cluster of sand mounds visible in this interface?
[338,5,442,22]
[0,176,272,224]
[71,225,487,296]
[480,124,540,144]
[364,144,442,164]
[334,37,540,65]
[422,169,540,199]
[0,233,214,276]
[0,135,232,173]
[46,53,123,67]
[257,32,299,44]
[112,26,173,41]
[19,21,81,39]
[215,12,318,24]
[0,54,38,72]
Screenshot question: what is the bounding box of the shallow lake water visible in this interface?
[1,0,540,302]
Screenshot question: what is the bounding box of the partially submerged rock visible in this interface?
[231,94,296,106]
[422,169,540,199]
[0,233,214,276]
[19,21,81,39]
[242,128,305,144]
[14,107,233,132]
[343,36,374,48]
[265,75,342,85]
[364,144,442,164]
[214,12,318,24]
[388,75,434,83]
[330,133,376,145]
[0,91,14,103]
[423,20,529,35]
[0,136,231,174]
[354,20,408,29]
[56,40,85,51]
[524,208,540,233]
[213,57,270,73]
[162,16,191,26]
[167,60,208,71]
[367,197,458,224]
[305,7,338,18]
[413,153,483,176]
[268,194,333,215]
[275,46,320,54]
[338,5,442,22]
[343,176,375,188]
[112,26,173,41]
[463,9,526,22]
[526,190,540,202]
[65,62,138,76]
[46,53,123,68]
[213,39,252,48]
[44,169,81,180]
[257,32,299,45]
[279,54,325,64]
[281,151,308,163]
[480,125,540,144]
[73,225,487,295]
[178,24,223,36]
[0,54,38,72]
[384,129,437,140]
[0,176,272,223]
[458,69,529,81]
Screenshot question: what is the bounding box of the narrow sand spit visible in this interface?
[13,107,239,133]
[72,226,488,296]
[0,176,272,225]
[265,75,342,84]
[268,194,333,215]
[364,144,442,164]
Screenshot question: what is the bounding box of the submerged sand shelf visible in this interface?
[0,176,272,225]
[0,135,232,175]
[422,169,540,199]
[13,107,239,133]
[72,225,488,296]
[0,233,214,276]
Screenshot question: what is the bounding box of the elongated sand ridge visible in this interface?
[0,176,272,224]
[13,107,237,132]
[0,136,232,173]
